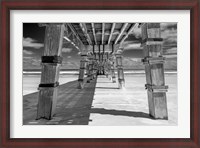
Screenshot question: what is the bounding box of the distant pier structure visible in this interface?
[36,23,168,120]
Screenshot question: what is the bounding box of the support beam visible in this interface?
[115,50,125,88]
[80,23,92,44]
[91,23,97,44]
[110,58,116,83]
[87,56,94,82]
[67,24,85,49]
[37,24,65,120]
[95,30,127,36]
[108,23,115,45]
[120,23,139,44]
[78,54,87,89]
[141,23,168,119]
[102,23,105,45]
[93,59,98,79]
[105,60,109,78]
[63,36,79,51]
[114,23,128,44]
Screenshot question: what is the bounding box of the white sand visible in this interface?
[23,73,177,126]
[89,74,177,125]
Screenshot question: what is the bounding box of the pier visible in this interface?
[23,23,174,125]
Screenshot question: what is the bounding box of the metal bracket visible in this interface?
[39,82,59,88]
[41,56,62,64]
[145,84,168,92]
[142,56,165,65]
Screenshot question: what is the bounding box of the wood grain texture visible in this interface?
[142,23,168,119]
[40,64,60,84]
[37,87,58,119]
[0,0,199,147]
[143,44,163,57]
[78,56,87,89]
[115,54,125,88]
[37,24,65,119]
[110,61,116,83]
[44,24,65,56]
[150,64,165,86]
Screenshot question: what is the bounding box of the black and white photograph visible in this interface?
[23,22,177,126]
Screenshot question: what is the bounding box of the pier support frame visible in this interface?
[78,54,87,89]
[141,23,168,119]
[36,24,65,120]
[115,50,125,89]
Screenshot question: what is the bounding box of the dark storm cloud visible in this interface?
[23,23,45,43]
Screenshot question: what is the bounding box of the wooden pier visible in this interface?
[35,23,169,121]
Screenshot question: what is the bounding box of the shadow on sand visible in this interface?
[23,77,151,125]
[23,78,97,125]
[90,108,151,119]
[95,87,119,89]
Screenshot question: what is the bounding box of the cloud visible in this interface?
[23,37,44,49]
[131,27,141,38]
[129,58,142,62]
[163,54,177,58]
[164,57,177,70]
[23,56,32,59]
[122,57,144,70]
[23,57,41,69]
[61,60,80,69]
[161,24,177,51]
[162,29,177,42]
[164,47,177,55]
[23,50,34,55]
[62,48,72,53]
[161,23,177,30]
[124,43,142,50]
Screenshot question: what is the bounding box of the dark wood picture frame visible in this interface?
[0,0,199,147]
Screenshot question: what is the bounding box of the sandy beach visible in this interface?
[23,73,177,126]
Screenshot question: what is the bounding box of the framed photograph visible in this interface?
[1,0,199,147]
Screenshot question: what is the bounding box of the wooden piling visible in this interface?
[110,59,116,83]
[141,23,168,119]
[115,51,125,88]
[87,56,93,82]
[36,24,65,120]
[78,54,87,89]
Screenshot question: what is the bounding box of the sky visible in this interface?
[23,23,177,70]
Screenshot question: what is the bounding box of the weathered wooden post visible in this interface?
[110,58,116,83]
[92,58,97,79]
[90,55,96,80]
[93,55,98,79]
[107,61,112,80]
[141,23,168,119]
[105,60,109,78]
[87,56,93,83]
[36,24,65,120]
[115,49,125,89]
[78,53,87,89]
